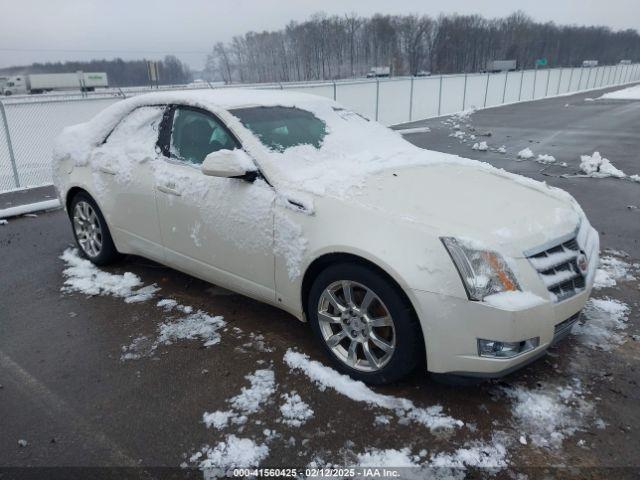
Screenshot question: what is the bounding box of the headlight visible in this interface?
[441,237,520,301]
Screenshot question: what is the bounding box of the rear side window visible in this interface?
[230,106,326,152]
[169,107,239,165]
[105,106,165,147]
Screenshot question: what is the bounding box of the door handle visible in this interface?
[157,184,181,196]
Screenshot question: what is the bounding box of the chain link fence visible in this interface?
[1,63,639,193]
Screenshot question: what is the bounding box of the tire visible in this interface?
[307,262,424,384]
[69,192,120,266]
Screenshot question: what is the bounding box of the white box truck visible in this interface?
[366,67,391,78]
[582,60,599,68]
[2,72,109,95]
[486,60,517,73]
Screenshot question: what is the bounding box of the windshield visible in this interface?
[229,106,326,152]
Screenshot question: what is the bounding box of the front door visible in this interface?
[154,105,276,302]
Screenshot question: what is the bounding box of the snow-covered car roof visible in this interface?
[53,88,336,165]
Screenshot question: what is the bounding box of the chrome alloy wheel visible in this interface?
[73,201,103,257]
[317,280,396,372]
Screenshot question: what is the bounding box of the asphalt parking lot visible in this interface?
[1,84,639,478]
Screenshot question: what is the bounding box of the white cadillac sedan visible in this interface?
[53,89,599,384]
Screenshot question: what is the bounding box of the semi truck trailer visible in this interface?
[2,72,109,95]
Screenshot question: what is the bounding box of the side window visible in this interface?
[170,107,239,165]
[105,105,165,147]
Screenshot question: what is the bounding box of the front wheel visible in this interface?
[69,192,120,266]
[308,263,424,384]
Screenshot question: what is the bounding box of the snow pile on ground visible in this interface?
[356,448,419,467]
[535,154,566,166]
[203,369,276,429]
[60,248,159,302]
[517,148,535,160]
[536,154,556,164]
[157,311,226,347]
[283,349,463,431]
[579,152,627,178]
[352,436,507,476]
[120,297,226,360]
[279,392,314,427]
[472,141,488,151]
[191,435,269,478]
[0,219,7,225]
[428,439,508,469]
[502,380,594,449]
[594,251,638,289]
[497,146,507,154]
[600,84,640,100]
[573,298,630,351]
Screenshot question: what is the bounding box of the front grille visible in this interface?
[527,236,586,302]
[552,312,581,344]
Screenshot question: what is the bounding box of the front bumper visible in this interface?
[412,286,591,376]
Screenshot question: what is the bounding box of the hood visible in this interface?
[348,164,582,258]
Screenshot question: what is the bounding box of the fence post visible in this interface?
[586,68,593,89]
[532,66,538,100]
[0,101,20,189]
[375,79,380,121]
[482,71,490,107]
[518,69,524,101]
[333,81,337,101]
[556,68,563,95]
[577,67,584,90]
[438,75,443,115]
[501,71,509,103]
[567,68,574,92]
[544,69,551,97]
[408,76,414,122]
[462,72,468,110]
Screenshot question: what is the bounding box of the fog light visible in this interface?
[477,337,539,358]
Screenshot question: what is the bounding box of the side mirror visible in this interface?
[201,150,254,178]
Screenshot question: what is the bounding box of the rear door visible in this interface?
[154,105,276,302]
[90,105,166,261]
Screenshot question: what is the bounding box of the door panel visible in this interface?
[155,105,276,302]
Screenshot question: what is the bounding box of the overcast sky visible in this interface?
[1,0,638,70]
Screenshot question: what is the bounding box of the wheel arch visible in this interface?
[301,251,421,327]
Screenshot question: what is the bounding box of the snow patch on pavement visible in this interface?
[502,380,594,449]
[60,248,159,302]
[279,392,314,427]
[203,369,277,429]
[157,311,226,347]
[573,298,630,351]
[594,251,638,290]
[283,349,463,431]
[600,84,640,100]
[191,435,269,478]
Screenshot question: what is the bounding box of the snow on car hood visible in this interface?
[346,162,583,257]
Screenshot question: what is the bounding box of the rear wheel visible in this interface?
[308,263,424,384]
[69,192,120,265]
